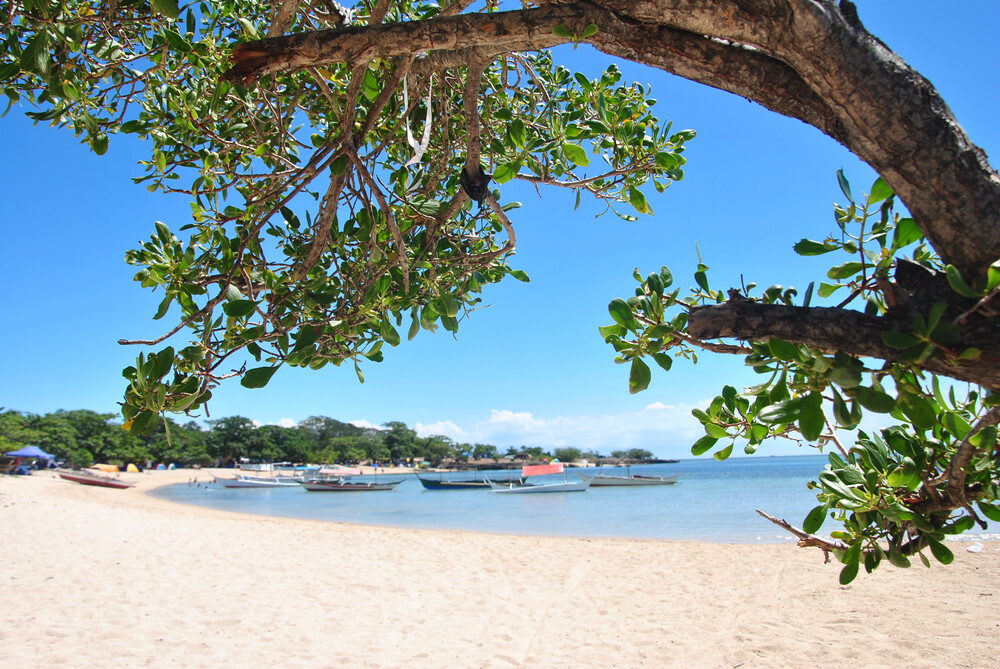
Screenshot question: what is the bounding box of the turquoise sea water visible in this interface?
[150,454,996,543]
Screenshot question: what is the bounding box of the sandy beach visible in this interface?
[1,469,997,668]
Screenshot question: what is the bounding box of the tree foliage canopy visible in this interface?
[4,0,999,580]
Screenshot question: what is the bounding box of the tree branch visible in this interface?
[756,509,848,563]
[688,300,1000,390]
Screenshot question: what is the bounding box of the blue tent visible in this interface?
[5,445,55,459]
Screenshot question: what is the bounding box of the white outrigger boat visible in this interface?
[488,462,591,494]
[579,466,681,487]
[211,463,320,488]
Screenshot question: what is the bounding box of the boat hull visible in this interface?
[580,473,681,487]
[416,475,523,490]
[58,470,135,489]
[212,475,304,488]
[488,479,590,494]
[300,479,403,492]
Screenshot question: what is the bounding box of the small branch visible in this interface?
[267,0,301,38]
[821,414,850,459]
[926,405,1000,507]
[485,191,516,254]
[349,154,410,292]
[756,509,848,563]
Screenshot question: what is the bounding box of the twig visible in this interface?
[756,509,848,563]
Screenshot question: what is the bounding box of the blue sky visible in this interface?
[1,2,998,458]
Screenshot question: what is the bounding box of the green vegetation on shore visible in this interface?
[0,409,654,468]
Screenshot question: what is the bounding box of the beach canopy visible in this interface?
[5,445,54,459]
[522,462,564,477]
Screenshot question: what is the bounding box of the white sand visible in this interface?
[1,469,997,668]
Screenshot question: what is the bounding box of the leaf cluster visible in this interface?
[602,172,1000,576]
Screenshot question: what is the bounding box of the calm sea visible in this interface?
[150,454,996,543]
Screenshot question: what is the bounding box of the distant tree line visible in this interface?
[0,409,655,468]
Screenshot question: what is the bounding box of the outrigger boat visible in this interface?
[299,478,403,492]
[58,469,136,490]
[579,466,681,487]
[416,472,523,490]
[488,462,590,494]
[211,463,320,488]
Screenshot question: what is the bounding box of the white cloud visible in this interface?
[425,403,709,458]
[415,420,471,442]
[350,419,384,431]
[252,417,299,428]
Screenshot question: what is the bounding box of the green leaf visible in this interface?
[654,152,678,170]
[829,355,863,389]
[580,23,600,38]
[629,357,651,394]
[837,168,853,202]
[869,176,893,204]
[223,300,258,318]
[150,0,180,18]
[768,338,800,362]
[888,547,911,569]
[694,270,710,293]
[380,319,401,347]
[818,282,842,298]
[433,295,460,318]
[330,154,348,176]
[798,392,825,442]
[361,68,380,103]
[827,261,865,280]
[493,161,521,184]
[897,393,936,430]
[705,423,729,439]
[926,537,954,565]
[163,29,192,52]
[881,330,922,349]
[509,119,526,150]
[628,188,653,215]
[690,435,718,456]
[853,386,896,413]
[552,24,574,38]
[713,443,734,461]
[803,505,827,534]
[651,353,672,372]
[509,269,530,283]
[839,561,859,585]
[241,366,278,389]
[608,298,637,332]
[561,142,589,167]
[892,218,923,248]
[660,266,674,289]
[758,397,802,424]
[91,132,109,156]
[793,239,836,256]
[977,502,1000,522]
[945,265,982,297]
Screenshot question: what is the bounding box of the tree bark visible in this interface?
[688,301,1000,389]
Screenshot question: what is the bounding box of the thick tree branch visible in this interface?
[688,300,1000,390]
[224,5,588,83]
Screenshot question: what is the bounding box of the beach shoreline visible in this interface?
[2,468,998,668]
